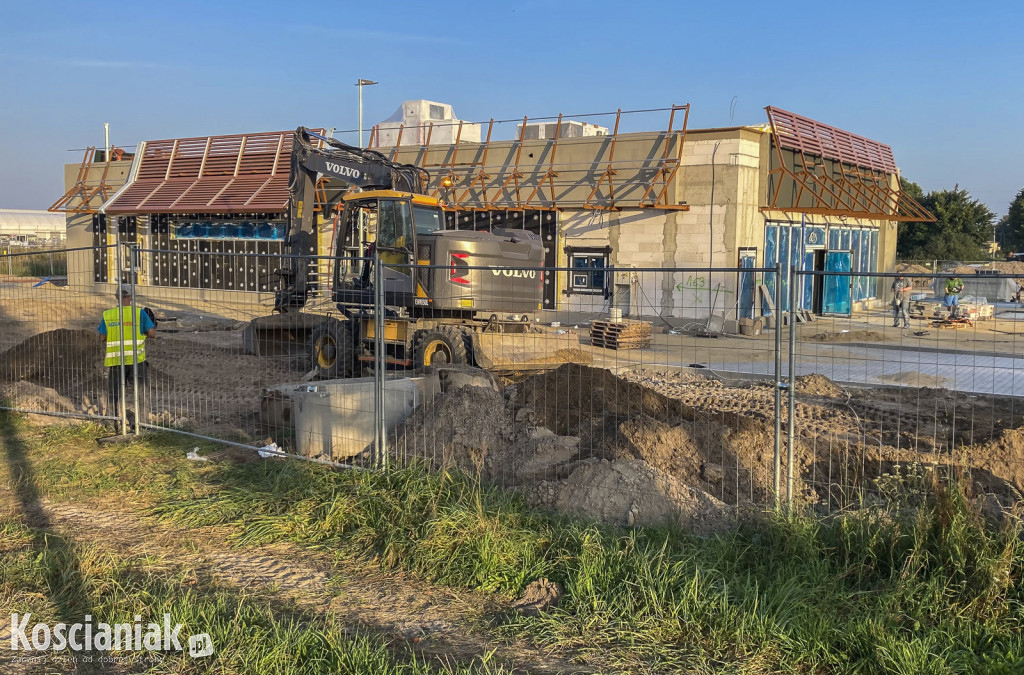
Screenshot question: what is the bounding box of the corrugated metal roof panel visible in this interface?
[766,107,897,174]
[105,130,302,214]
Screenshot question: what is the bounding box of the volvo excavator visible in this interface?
[242,127,547,378]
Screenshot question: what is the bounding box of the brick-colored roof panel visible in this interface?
[105,130,301,214]
[766,107,897,174]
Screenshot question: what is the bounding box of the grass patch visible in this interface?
[0,515,510,674]
[2,413,1024,673]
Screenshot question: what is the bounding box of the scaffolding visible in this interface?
[763,106,933,222]
[369,105,692,212]
[48,147,119,214]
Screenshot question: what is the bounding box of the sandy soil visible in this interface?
[393,362,1024,527]
[0,328,303,435]
[5,321,1024,529]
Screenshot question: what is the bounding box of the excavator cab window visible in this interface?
[412,204,443,235]
[377,199,413,252]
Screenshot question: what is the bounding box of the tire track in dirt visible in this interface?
[2,496,597,675]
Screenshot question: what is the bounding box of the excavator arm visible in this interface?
[274,127,429,312]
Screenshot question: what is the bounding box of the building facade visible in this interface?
[55,106,927,330]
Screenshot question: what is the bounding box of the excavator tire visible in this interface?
[412,326,469,369]
[310,319,356,379]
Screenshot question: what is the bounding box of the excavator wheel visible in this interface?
[412,326,469,368]
[310,319,356,379]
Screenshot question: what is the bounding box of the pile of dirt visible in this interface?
[529,459,732,535]
[0,329,107,391]
[515,362,688,441]
[0,328,303,435]
[808,330,885,343]
[0,381,82,414]
[794,374,846,398]
[895,263,934,288]
[0,381,91,425]
[600,414,777,505]
[401,363,1024,522]
[394,364,764,530]
[394,385,514,476]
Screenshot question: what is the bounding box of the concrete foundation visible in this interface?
[263,374,440,460]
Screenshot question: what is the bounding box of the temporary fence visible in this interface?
[2,245,1022,524]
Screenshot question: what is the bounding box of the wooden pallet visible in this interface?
[589,319,652,350]
[929,318,974,329]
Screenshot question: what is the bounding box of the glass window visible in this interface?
[377,201,396,247]
[568,252,608,294]
[377,200,413,249]
[763,225,778,315]
[412,205,443,235]
[851,230,864,301]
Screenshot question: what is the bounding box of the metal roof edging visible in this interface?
[99,141,146,215]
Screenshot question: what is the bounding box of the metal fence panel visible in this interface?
[789,269,1024,514]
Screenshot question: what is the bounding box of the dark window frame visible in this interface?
[564,245,611,297]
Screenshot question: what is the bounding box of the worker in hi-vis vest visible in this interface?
[98,285,156,424]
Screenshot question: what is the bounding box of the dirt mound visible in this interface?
[529,459,731,534]
[794,374,846,398]
[604,414,776,505]
[394,385,515,475]
[0,328,107,390]
[0,381,80,413]
[808,330,884,343]
[0,328,304,437]
[516,363,686,440]
[393,371,738,532]
[895,263,934,288]
[393,385,585,486]
[0,381,92,425]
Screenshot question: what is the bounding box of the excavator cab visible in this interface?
[333,189,445,311]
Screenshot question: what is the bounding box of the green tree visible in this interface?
[995,187,1024,253]
[897,183,995,260]
[900,177,924,201]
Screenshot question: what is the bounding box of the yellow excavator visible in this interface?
[242,128,551,378]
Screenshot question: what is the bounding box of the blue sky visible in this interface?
[1,0,1020,215]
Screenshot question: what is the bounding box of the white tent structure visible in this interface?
[0,209,65,245]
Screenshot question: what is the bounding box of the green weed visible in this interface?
[2,416,1023,673]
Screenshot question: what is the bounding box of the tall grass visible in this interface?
[3,418,1023,673]
[0,517,510,674]
[1,249,67,277]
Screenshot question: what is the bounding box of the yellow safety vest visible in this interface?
[103,306,147,367]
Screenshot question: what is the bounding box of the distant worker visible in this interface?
[99,285,156,429]
[891,275,912,328]
[944,276,964,317]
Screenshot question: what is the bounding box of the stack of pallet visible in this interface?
[589,319,652,350]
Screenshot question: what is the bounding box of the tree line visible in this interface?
[896,180,1024,261]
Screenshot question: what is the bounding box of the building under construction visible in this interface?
[51,103,930,329]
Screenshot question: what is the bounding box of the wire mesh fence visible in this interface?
[789,269,1024,514]
[4,244,1024,525]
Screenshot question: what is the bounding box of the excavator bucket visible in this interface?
[470,332,598,373]
[242,312,324,357]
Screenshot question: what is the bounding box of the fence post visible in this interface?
[129,244,141,436]
[787,264,798,511]
[373,254,387,469]
[114,243,128,436]
[773,263,783,509]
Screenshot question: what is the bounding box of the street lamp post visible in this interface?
[355,78,378,148]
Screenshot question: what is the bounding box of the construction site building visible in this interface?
[51,105,927,331]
